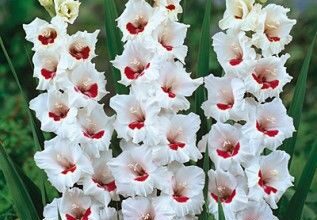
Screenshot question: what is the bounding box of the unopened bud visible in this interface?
[256,0,268,4]
[55,0,81,24]
[38,0,53,7]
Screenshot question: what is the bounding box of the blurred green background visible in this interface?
[0,0,316,219]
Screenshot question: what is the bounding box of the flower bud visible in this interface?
[54,0,81,24]
[38,0,53,7]
[256,0,268,4]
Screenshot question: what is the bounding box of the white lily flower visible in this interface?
[107,147,171,197]
[122,196,175,220]
[34,137,93,192]
[23,16,67,51]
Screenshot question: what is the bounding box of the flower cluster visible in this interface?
[108,0,205,219]
[200,0,296,219]
[23,1,119,219]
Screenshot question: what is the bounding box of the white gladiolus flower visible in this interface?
[29,90,77,136]
[82,150,118,205]
[131,61,202,112]
[23,16,67,51]
[54,0,81,24]
[107,147,171,197]
[202,74,248,122]
[245,54,292,102]
[242,98,295,150]
[150,19,189,62]
[161,163,205,217]
[252,4,296,57]
[117,0,165,42]
[59,30,99,69]
[71,104,115,158]
[59,188,100,220]
[99,207,118,220]
[208,169,248,220]
[207,123,255,170]
[245,150,294,209]
[153,113,202,165]
[65,62,108,107]
[34,137,93,192]
[32,50,65,90]
[110,94,163,145]
[219,0,260,31]
[43,198,60,220]
[235,201,278,220]
[212,30,256,77]
[112,39,161,86]
[122,196,175,220]
[154,0,183,21]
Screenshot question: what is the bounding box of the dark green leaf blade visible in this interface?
[282,32,317,166]
[282,141,317,220]
[195,0,212,219]
[0,36,47,206]
[104,0,128,94]
[0,142,41,220]
[218,198,226,220]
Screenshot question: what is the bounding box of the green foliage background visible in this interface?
[0,0,316,219]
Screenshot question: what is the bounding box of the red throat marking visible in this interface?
[61,164,77,174]
[211,189,236,204]
[173,195,189,203]
[216,103,233,110]
[256,121,279,137]
[70,46,90,60]
[38,31,57,45]
[229,57,243,66]
[252,73,279,90]
[216,143,240,159]
[75,83,98,98]
[258,171,278,194]
[41,68,56,80]
[126,22,147,35]
[83,130,105,139]
[166,4,176,11]
[65,208,91,220]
